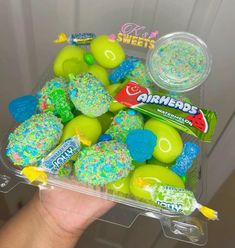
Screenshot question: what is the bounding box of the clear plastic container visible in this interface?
[146,32,212,92]
[0,66,207,245]
[0,59,208,245]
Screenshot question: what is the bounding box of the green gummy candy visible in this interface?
[49,89,74,123]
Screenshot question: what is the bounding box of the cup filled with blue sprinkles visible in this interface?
[146,32,212,92]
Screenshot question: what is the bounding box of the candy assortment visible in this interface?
[5,32,218,221]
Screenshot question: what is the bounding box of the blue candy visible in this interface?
[98,134,112,142]
[109,59,135,83]
[126,130,157,163]
[127,109,136,116]
[171,142,200,177]
[8,95,38,123]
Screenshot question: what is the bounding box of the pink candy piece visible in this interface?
[12,153,19,161]
[40,102,48,110]
[108,33,117,41]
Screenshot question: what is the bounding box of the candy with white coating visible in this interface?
[6,113,63,167]
[74,141,133,186]
[106,110,144,143]
[125,57,153,88]
[69,73,112,117]
[37,77,73,122]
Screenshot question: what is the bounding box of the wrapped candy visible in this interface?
[147,184,218,220]
[54,32,96,45]
[115,81,217,142]
[171,142,200,177]
[21,166,48,184]
[40,136,81,174]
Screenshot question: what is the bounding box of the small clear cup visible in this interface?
[146,32,212,92]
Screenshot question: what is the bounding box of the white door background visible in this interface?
[0,0,235,241]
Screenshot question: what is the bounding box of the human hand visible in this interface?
[36,185,114,235]
[0,186,114,248]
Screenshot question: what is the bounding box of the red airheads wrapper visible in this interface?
[115,81,217,142]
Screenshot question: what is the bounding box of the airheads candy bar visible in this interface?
[115,81,217,142]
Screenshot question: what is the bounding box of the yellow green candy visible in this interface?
[144,119,183,163]
[107,84,126,113]
[130,165,184,201]
[90,35,125,68]
[53,45,88,77]
[106,175,131,194]
[88,64,110,86]
[147,157,172,167]
[97,112,114,133]
[60,115,102,144]
[132,161,146,168]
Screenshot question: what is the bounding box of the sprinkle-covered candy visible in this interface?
[6,113,63,167]
[125,57,153,88]
[74,141,133,186]
[58,161,74,177]
[37,77,73,122]
[105,110,144,143]
[69,73,112,117]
